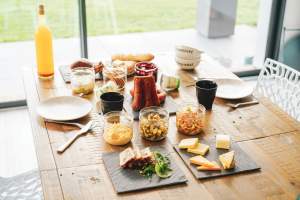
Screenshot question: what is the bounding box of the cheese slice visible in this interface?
[216,134,231,149]
[190,155,215,167]
[219,151,235,169]
[197,161,221,171]
[187,143,209,156]
[178,138,199,149]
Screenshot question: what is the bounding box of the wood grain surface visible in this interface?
[22,54,300,200]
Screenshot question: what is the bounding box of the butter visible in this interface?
[190,155,215,167]
[187,143,209,156]
[178,138,199,149]
[219,151,235,169]
[216,134,231,149]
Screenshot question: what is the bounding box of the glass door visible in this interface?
[0,0,80,105]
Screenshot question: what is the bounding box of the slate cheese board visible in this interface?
[174,140,260,180]
[102,146,187,193]
[124,96,178,120]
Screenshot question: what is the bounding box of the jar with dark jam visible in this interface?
[135,62,158,82]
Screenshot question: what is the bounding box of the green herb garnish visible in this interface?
[139,151,173,179]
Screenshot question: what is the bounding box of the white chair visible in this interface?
[0,170,42,200]
[255,58,300,121]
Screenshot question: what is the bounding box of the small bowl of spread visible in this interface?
[103,110,133,146]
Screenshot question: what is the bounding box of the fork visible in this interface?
[56,121,95,153]
[227,100,259,109]
[44,119,87,129]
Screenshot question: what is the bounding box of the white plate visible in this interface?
[37,96,92,121]
[215,78,253,99]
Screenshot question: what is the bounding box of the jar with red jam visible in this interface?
[135,62,158,82]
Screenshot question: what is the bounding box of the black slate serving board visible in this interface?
[174,140,260,180]
[59,65,103,83]
[124,96,178,120]
[102,146,187,193]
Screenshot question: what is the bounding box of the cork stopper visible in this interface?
[38,4,45,15]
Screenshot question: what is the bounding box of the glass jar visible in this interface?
[139,106,169,141]
[135,62,158,82]
[70,67,95,95]
[103,111,133,146]
[176,103,206,135]
[102,65,127,92]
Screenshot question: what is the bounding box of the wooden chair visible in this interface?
[0,170,42,200]
[255,58,300,121]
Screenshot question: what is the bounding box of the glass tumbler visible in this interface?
[70,67,95,95]
[102,65,127,92]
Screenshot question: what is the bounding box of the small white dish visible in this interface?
[175,45,203,59]
[215,78,254,99]
[175,56,200,70]
[37,96,92,121]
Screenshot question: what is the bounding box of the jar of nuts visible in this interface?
[139,106,169,141]
[176,103,206,135]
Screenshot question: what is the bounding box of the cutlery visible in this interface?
[226,100,259,109]
[57,121,94,153]
[45,119,86,129]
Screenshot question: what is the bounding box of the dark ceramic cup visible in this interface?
[195,79,218,110]
[100,92,124,114]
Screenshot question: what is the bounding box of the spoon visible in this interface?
[227,100,259,109]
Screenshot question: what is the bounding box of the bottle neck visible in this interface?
[38,14,46,25]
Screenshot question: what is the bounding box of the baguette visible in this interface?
[112,53,154,62]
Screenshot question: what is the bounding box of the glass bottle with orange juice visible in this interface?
[35,4,54,79]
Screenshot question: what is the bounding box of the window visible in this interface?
[0,1,80,104]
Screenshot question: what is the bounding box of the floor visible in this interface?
[0,26,258,178]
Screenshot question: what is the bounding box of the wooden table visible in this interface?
[23,54,300,200]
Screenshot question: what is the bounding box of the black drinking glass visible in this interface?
[195,79,218,110]
[100,92,124,114]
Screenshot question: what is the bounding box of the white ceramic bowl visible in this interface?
[175,45,203,59]
[175,56,200,70]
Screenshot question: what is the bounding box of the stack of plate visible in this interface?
[175,45,203,70]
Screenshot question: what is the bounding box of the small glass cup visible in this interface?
[70,67,95,95]
[176,103,206,135]
[103,110,133,146]
[139,106,169,141]
[102,65,127,92]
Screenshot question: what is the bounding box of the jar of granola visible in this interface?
[139,106,169,141]
[176,103,206,135]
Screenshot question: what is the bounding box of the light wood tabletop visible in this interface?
[23,54,300,200]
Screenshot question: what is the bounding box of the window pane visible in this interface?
[86,0,265,75]
[0,1,80,103]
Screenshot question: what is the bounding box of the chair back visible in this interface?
[0,170,42,200]
[255,58,300,121]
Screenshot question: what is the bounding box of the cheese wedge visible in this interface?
[187,143,209,156]
[219,151,235,169]
[178,138,199,149]
[190,155,215,167]
[216,134,231,149]
[197,161,221,171]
